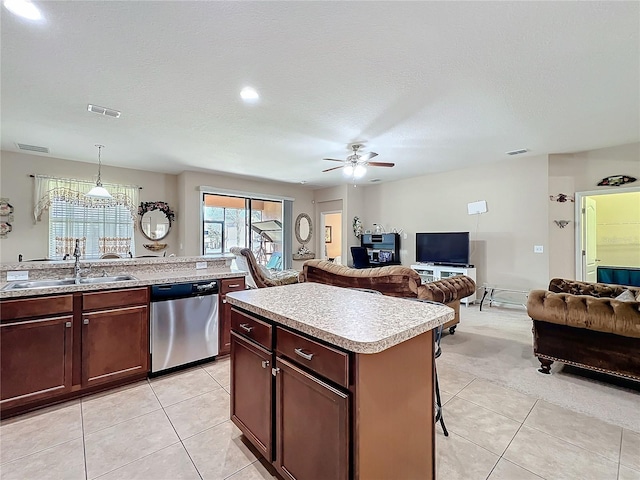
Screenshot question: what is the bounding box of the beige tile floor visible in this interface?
[1,357,638,480]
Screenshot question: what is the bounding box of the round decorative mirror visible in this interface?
[295,213,312,245]
[138,201,174,241]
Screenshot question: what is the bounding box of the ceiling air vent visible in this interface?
[369,178,382,183]
[87,104,121,118]
[16,143,49,154]
[506,148,528,156]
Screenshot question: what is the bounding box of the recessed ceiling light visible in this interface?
[3,0,42,20]
[240,87,259,102]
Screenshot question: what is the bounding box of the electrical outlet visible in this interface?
[7,271,28,281]
[403,233,407,240]
[534,245,544,253]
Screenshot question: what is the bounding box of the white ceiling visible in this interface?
[2,1,639,188]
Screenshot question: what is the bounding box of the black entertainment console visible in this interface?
[360,233,401,266]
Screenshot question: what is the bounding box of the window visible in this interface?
[49,200,135,259]
[34,175,139,260]
[202,193,289,268]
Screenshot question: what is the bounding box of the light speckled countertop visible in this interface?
[0,268,247,299]
[226,282,454,354]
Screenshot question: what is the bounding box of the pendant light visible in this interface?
[86,144,112,198]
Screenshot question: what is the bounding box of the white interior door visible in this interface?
[583,196,598,282]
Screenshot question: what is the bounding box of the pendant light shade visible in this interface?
[86,144,112,198]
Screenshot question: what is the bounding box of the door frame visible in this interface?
[320,210,342,261]
[574,185,640,281]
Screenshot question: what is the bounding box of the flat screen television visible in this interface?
[416,232,470,266]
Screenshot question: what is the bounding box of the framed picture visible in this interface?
[325,226,332,243]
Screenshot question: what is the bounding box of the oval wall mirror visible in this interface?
[295,213,312,245]
[138,201,174,241]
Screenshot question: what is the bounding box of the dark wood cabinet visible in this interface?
[230,331,273,460]
[82,305,148,388]
[1,287,149,417]
[275,356,349,480]
[219,277,246,356]
[230,304,436,479]
[1,314,74,409]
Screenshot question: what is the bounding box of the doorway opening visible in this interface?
[575,187,640,282]
[321,211,343,264]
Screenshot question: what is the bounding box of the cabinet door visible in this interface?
[230,331,273,460]
[218,297,231,356]
[82,305,148,388]
[275,357,349,480]
[1,316,73,409]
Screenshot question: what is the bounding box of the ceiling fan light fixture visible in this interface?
[353,164,367,178]
[343,165,354,176]
[86,144,112,199]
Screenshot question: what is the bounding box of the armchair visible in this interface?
[230,247,300,288]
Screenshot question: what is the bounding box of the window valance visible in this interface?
[33,175,139,223]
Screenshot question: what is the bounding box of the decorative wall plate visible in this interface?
[597,175,637,187]
[0,199,14,217]
[0,221,12,238]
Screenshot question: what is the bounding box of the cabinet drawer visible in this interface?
[1,295,73,321]
[221,278,246,294]
[82,287,149,311]
[231,308,272,350]
[276,327,349,388]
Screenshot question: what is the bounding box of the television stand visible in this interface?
[410,264,477,305]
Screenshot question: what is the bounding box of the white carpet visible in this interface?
[440,304,640,433]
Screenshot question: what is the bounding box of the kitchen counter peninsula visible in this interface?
[0,255,245,298]
[226,282,453,480]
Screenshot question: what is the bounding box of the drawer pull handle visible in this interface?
[261,360,270,368]
[239,323,253,333]
[228,284,241,288]
[222,299,227,304]
[83,318,89,325]
[65,321,72,328]
[294,348,314,361]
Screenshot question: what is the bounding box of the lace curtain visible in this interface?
[33,175,139,223]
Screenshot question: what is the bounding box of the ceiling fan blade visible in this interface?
[322,166,345,173]
[323,158,345,162]
[368,162,395,167]
[368,152,379,159]
[359,151,379,161]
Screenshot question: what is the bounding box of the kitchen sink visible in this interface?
[3,275,137,290]
[79,275,137,284]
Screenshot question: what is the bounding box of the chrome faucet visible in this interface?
[73,239,82,281]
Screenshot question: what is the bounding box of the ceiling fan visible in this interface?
[322,144,395,178]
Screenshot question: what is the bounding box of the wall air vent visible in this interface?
[506,148,528,156]
[16,143,49,154]
[87,104,121,118]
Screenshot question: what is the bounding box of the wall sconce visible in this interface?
[554,220,571,229]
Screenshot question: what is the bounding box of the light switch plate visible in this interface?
[7,270,29,281]
[534,245,544,253]
[196,261,207,270]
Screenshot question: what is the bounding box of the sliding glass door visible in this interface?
[202,193,284,268]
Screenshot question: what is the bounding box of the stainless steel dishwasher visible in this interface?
[150,280,219,373]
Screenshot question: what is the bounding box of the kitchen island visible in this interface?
[226,282,453,480]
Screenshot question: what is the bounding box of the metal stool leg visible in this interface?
[434,364,449,436]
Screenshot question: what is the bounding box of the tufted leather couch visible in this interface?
[527,278,640,380]
[301,260,476,334]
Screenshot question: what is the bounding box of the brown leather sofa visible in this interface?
[301,260,476,333]
[527,278,640,381]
